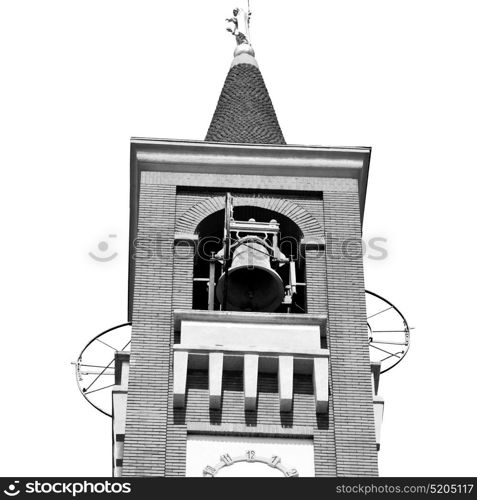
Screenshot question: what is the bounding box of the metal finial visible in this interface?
[226,6,255,57]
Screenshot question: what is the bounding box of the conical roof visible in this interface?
[205,50,286,145]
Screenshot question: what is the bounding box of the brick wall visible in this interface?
[164,231,194,476]
[323,191,378,476]
[122,184,176,476]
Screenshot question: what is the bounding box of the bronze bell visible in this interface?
[216,237,285,312]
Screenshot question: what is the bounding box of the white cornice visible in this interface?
[132,138,370,179]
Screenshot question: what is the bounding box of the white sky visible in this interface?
[1,0,476,477]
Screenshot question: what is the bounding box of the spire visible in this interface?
[205,7,286,145]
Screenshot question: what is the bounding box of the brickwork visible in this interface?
[175,193,324,240]
[304,247,335,475]
[122,184,176,476]
[142,170,358,195]
[163,201,196,476]
[323,191,378,476]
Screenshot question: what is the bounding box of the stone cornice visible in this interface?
[132,138,370,183]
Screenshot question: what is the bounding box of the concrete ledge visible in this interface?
[174,344,329,358]
[279,356,294,411]
[244,354,259,410]
[174,309,327,331]
[173,351,188,408]
[209,352,224,410]
[313,357,329,414]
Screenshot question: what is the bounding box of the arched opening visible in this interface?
[193,206,306,313]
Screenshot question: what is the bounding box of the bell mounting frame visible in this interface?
[213,192,298,312]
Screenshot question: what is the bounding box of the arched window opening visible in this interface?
[193,204,306,314]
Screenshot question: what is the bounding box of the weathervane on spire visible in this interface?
[226,5,255,57]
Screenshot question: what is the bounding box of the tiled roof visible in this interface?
[205,62,286,145]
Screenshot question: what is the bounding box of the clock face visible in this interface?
[186,435,315,477]
[203,450,299,477]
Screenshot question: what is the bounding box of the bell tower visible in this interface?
[113,7,379,477]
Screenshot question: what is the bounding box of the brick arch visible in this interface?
[176,195,324,239]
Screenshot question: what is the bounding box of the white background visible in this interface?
[1,0,476,477]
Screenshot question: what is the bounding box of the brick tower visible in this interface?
[112,7,379,477]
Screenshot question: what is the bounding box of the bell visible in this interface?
[216,237,285,312]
